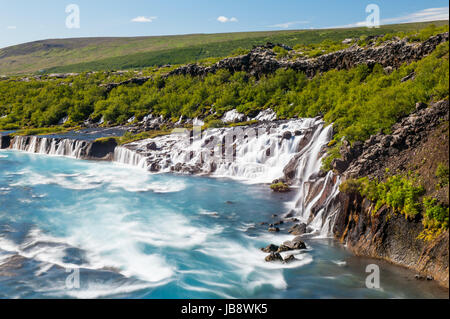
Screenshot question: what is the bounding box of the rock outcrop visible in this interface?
[333,99,450,288]
[333,192,449,288]
[167,33,448,79]
[339,99,449,179]
[0,135,11,149]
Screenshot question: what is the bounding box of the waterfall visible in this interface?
[113,146,148,169]
[120,118,341,235]
[5,118,342,235]
[10,136,89,159]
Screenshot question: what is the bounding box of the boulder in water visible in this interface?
[288,223,307,235]
[282,131,292,140]
[261,244,279,253]
[283,254,296,263]
[265,252,283,262]
[146,142,158,151]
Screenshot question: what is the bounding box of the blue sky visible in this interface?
[0,0,448,48]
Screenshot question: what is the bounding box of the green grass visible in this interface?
[1,20,447,75]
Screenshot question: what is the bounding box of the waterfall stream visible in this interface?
[4,118,342,235]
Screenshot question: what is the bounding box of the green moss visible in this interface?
[270,182,290,192]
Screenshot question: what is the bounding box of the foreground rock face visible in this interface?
[167,33,448,78]
[334,193,449,288]
[333,99,450,288]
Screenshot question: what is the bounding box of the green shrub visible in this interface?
[339,178,364,194]
[420,197,449,240]
[436,163,449,187]
[273,46,289,59]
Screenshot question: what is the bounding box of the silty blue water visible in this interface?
[0,150,447,298]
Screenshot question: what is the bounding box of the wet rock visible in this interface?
[146,142,158,151]
[288,223,307,235]
[265,252,283,262]
[415,274,425,280]
[282,238,307,250]
[268,227,280,233]
[277,245,292,253]
[283,254,296,263]
[0,135,11,149]
[261,244,279,253]
[149,163,161,172]
[282,131,292,140]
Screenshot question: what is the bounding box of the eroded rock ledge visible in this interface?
[167,33,448,78]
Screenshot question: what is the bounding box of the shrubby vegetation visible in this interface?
[436,163,449,187]
[2,40,447,139]
[340,174,449,240]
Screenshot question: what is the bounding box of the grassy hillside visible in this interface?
[0,21,447,75]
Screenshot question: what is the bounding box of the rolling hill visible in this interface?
[0,20,448,75]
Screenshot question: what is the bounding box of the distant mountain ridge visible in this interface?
[1,20,447,75]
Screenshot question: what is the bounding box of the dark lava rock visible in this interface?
[283,254,296,263]
[166,33,448,79]
[265,252,283,262]
[261,244,279,253]
[0,135,11,149]
[288,223,307,236]
[282,131,292,140]
[146,142,158,151]
[415,102,427,111]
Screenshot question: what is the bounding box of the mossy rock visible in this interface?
[270,182,291,193]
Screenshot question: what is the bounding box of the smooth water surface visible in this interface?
[0,150,447,299]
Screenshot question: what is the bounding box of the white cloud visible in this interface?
[332,7,449,28]
[131,16,157,23]
[270,21,310,29]
[7,26,17,30]
[382,7,449,24]
[217,16,238,23]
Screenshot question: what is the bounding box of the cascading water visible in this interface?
[10,136,89,159]
[120,117,341,235]
[4,117,342,235]
[113,146,148,169]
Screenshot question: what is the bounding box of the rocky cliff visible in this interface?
[167,32,449,78]
[332,99,449,288]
